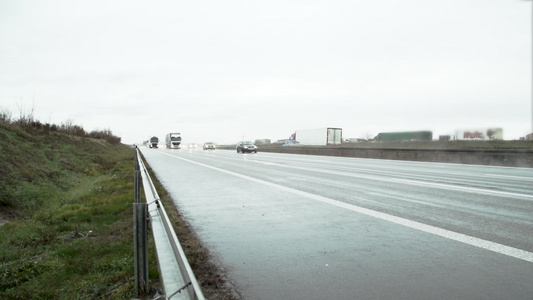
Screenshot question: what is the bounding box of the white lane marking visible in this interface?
[484,174,533,181]
[388,177,533,199]
[160,152,533,263]
[247,157,533,200]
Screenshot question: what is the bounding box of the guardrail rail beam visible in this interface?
[135,148,205,300]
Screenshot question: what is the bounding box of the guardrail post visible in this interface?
[134,171,141,203]
[134,148,141,203]
[134,203,149,296]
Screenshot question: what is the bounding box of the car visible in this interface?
[283,140,300,146]
[236,141,257,153]
[203,142,216,150]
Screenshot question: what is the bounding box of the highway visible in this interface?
[140,147,533,300]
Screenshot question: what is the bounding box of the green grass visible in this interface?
[0,121,160,299]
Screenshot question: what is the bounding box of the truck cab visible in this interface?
[149,136,159,148]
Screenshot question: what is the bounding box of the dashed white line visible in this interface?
[484,174,533,181]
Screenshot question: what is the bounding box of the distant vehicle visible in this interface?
[203,142,216,150]
[374,131,432,142]
[292,128,342,145]
[149,136,159,148]
[345,138,368,143]
[165,133,182,149]
[236,141,257,153]
[188,143,198,149]
[283,140,300,146]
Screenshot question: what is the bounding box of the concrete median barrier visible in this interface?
[256,146,533,168]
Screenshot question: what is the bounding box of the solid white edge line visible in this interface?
[160,152,533,263]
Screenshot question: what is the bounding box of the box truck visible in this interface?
[293,128,342,145]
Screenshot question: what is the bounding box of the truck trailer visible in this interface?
[293,128,342,145]
[374,131,433,142]
[165,133,182,149]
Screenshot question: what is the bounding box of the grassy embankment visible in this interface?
[0,118,150,298]
[0,116,236,299]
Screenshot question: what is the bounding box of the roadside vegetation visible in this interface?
[0,111,237,299]
[0,113,142,298]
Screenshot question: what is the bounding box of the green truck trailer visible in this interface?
[374,131,433,142]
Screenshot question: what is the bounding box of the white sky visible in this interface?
[0,0,531,144]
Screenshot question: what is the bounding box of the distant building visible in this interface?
[255,139,271,145]
[455,128,503,140]
[526,133,533,141]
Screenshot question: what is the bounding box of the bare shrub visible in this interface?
[2,108,121,143]
[60,119,86,137]
[42,123,58,132]
[14,103,36,129]
[88,128,121,144]
[0,110,12,124]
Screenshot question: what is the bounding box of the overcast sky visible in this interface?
[1,0,531,144]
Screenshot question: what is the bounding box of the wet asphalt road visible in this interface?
[140,147,533,300]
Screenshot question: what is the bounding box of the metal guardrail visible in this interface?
[134,148,205,300]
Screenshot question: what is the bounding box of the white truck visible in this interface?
[292,128,342,145]
[165,133,182,149]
